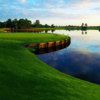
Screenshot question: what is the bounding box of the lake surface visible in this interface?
[37,30,100,84]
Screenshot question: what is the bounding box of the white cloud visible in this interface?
[1,0,100,25]
[21,0,26,3]
[56,1,63,6]
[44,3,53,8]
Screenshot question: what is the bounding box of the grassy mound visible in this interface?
[0,32,100,100]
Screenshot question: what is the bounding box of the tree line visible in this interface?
[1,19,100,31]
[0,19,55,29]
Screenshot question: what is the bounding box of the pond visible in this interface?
[37,30,100,84]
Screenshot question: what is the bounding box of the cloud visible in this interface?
[0,0,100,25]
[70,0,91,7]
[20,0,26,3]
[56,1,63,6]
[44,3,53,8]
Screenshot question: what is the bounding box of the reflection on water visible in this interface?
[51,29,55,33]
[37,30,100,84]
[81,31,87,35]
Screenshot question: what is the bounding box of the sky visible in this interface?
[0,0,100,26]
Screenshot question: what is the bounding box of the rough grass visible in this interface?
[0,32,100,100]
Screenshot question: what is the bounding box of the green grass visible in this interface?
[0,30,7,33]
[0,32,100,100]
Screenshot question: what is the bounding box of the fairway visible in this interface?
[0,33,100,100]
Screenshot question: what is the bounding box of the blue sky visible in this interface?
[0,0,100,25]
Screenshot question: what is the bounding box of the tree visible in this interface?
[51,24,55,28]
[81,23,87,30]
[81,23,84,27]
[6,19,12,28]
[33,20,40,28]
[45,24,50,28]
[13,19,18,29]
[18,19,32,29]
[24,19,32,28]
[85,23,88,27]
[0,22,1,28]
[0,22,7,28]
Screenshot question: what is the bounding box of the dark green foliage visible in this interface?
[44,24,50,28]
[6,19,13,28]
[0,18,32,29]
[33,20,40,28]
[18,19,32,29]
[0,18,100,31]
[81,23,88,30]
[13,19,18,29]
[0,21,7,28]
[51,24,55,28]
[65,25,82,30]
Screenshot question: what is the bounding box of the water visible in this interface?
[37,30,100,84]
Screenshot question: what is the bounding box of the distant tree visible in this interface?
[81,23,84,27]
[0,22,1,28]
[24,19,32,28]
[33,20,40,27]
[0,22,7,28]
[18,19,25,29]
[81,23,87,30]
[18,19,32,29]
[39,24,44,28]
[13,19,18,29]
[85,23,88,27]
[51,24,55,28]
[45,24,50,28]
[6,19,12,28]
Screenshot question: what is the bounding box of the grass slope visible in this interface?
[0,33,100,100]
